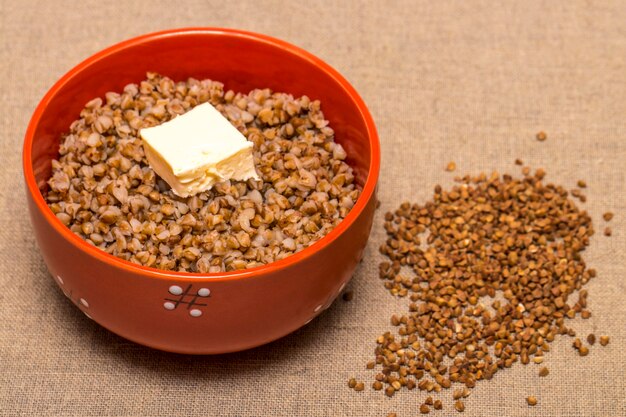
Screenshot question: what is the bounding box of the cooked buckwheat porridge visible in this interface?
[45,72,360,272]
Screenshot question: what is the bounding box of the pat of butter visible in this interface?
[139,102,259,197]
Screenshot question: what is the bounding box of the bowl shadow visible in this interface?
[47,269,356,381]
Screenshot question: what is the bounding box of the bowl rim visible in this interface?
[22,27,381,283]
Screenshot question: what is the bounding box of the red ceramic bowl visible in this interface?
[23,28,380,354]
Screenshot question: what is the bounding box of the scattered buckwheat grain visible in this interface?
[369,167,599,414]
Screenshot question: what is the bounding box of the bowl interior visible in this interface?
[28,29,373,198]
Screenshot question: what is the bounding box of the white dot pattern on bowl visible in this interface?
[314,304,322,312]
[163,285,211,316]
[168,285,183,295]
[79,298,89,308]
[56,275,64,285]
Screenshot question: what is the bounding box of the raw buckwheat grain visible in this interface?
[368,167,603,413]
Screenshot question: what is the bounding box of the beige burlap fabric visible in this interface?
[1,1,625,416]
